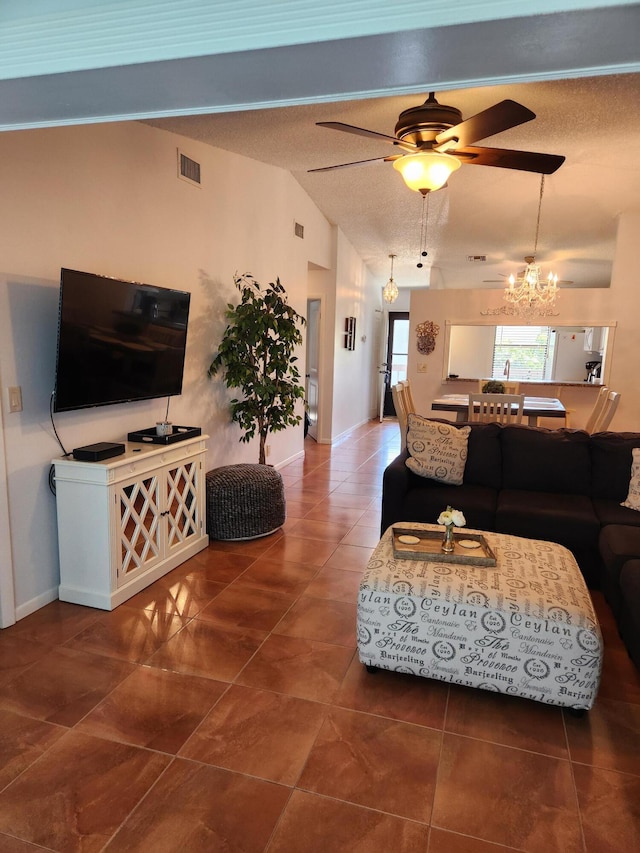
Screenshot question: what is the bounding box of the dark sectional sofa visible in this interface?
[381,421,640,668]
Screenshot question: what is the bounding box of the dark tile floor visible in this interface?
[0,420,638,851]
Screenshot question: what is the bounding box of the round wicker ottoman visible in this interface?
[206,463,286,540]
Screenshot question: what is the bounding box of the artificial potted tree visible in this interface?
[208,272,306,464]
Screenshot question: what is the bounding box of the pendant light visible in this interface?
[383,254,399,304]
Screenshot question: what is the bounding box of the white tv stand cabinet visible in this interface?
[53,433,208,610]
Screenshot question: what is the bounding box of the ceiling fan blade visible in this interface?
[317,121,417,152]
[483,276,574,285]
[434,100,535,150]
[455,145,565,174]
[308,156,390,173]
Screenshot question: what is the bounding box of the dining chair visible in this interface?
[468,392,525,424]
[584,386,610,433]
[391,383,409,449]
[534,385,573,428]
[592,390,621,432]
[399,380,417,414]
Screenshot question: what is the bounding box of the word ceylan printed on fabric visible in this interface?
[356,524,603,711]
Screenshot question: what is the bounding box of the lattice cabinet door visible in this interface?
[164,458,203,558]
[54,434,208,609]
[115,472,163,584]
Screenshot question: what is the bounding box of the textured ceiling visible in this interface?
[146,72,640,293]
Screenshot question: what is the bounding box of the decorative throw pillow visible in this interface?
[405,414,470,485]
[621,447,640,511]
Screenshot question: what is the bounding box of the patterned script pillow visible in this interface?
[405,415,470,485]
[621,447,640,511]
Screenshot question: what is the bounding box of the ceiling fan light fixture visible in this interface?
[383,253,399,304]
[393,151,461,194]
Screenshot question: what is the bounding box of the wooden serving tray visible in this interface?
[391,527,497,567]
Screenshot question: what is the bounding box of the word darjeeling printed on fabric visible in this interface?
[356,524,603,709]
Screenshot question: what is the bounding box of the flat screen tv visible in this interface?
[53,268,191,413]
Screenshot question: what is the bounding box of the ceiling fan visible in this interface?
[310,93,565,194]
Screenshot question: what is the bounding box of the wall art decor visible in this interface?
[416,319,440,354]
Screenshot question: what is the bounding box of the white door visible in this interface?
[305,298,320,441]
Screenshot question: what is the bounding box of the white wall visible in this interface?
[0,120,375,619]
[408,210,639,431]
[331,230,381,440]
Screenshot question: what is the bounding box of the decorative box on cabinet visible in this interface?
[53,434,208,610]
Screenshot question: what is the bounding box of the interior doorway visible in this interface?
[382,311,409,417]
[305,298,321,442]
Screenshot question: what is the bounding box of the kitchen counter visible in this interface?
[443,378,604,388]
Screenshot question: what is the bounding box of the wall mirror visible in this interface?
[444,322,616,385]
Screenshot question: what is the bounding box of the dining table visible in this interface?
[431,394,566,426]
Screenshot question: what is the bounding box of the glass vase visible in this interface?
[442,524,455,553]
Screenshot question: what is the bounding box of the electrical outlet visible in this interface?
[417,363,428,374]
[8,386,23,413]
[265,445,271,457]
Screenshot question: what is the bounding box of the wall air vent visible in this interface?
[294,221,304,239]
[467,255,487,262]
[178,150,201,187]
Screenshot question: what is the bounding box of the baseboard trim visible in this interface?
[329,417,373,446]
[274,450,304,470]
[14,587,58,622]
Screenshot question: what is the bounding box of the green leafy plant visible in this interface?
[208,273,306,464]
[482,380,506,393]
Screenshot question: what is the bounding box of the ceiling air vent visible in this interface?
[294,221,304,239]
[178,150,201,187]
[467,255,487,262]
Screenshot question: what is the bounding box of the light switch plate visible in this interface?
[8,386,22,413]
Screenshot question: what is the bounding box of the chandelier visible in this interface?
[383,254,399,303]
[505,255,558,307]
[504,175,558,316]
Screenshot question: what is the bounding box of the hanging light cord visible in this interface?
[417,193,430,268]
[419,195,427,253]
[532,174,545,256]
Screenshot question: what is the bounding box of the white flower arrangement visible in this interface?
[437,506,466,528]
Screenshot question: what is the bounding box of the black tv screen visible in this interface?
[53,268,190,413]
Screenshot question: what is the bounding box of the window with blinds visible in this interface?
[492,326,554,381]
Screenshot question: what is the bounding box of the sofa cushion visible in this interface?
[593,498,640,528]
[496,489,600,550]
[621,447,640,511]
[463,422,503,490]
[405,415,470,485]
[402,482,498,532]
[619,560,640,668]
[501,425,591,495]
[590,431,640,501]
[599,525,640,616]
[599,524,640,580]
